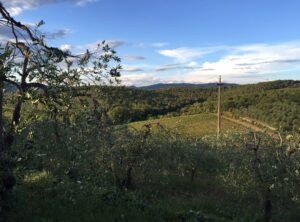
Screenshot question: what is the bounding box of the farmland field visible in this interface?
[130,113,247,137]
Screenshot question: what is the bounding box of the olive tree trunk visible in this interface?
[0,65,4,154]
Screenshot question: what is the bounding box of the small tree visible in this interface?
[0,2,121,217]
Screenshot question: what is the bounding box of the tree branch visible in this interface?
[24,82,48,92]
[3,79,21,91]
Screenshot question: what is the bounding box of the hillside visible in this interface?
[9,80,299,131]
[66,80,300,131]
[171,80,300,131]
[130,113,246,137]
[139,82,238,90]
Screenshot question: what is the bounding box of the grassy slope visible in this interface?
[130,113,247,137]
[12,120,291,222]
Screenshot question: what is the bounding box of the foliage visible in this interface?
[7,113,300,221]
[130,113,245,137]
[0,3,121,218]
[45,80,300,131]
[172,80,300,131]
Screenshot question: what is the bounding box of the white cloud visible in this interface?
[165,42,300,80]
[71,40,125,53]
[152,42,169,47]
[0,22,71,43]
[122,41,300,86]
[0,21,36,42]
[154,63,197,72]
[190,41,300,83]
[1,0,98,16]
[120,73,162,86]
[132,43,146,48]
[122,65,143,72]
[59,44,72,51]
[123,55,145,61]
[75,0,97,6]
[187,61,198,67]
[159,47,217,63]
[46,28,71,39]
[6,6,23,16]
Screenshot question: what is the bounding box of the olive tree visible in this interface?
[0,2,121,216]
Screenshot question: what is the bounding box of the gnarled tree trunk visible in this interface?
[0,74,4,154]
[0,65,16,221]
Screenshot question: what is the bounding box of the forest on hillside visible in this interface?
[178,80,300,131]
[67,80,300,131]
[8,80,299,131]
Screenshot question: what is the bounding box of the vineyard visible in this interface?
[130,113,246,137]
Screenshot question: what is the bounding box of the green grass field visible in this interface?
[130,113,246,137]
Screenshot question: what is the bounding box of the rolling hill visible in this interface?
[139,82,238,90]
[130,113,247,137]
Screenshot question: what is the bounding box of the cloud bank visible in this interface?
[122,41,300,86]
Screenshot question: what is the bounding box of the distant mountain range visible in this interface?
[139,83,238,90]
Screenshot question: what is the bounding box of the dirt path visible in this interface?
[222,116,263,132]
[221,115,276,137]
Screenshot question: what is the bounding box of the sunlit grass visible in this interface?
[24,171,51,184]
[130,113,246,137]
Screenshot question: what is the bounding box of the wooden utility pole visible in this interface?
[217,75,222,135]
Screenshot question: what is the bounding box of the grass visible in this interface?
[130,113,247,137]
[12,169,253,222]
[7,114,299,221]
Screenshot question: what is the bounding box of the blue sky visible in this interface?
[2,0,300,85]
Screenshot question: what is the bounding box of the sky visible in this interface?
[1,0,300,86]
